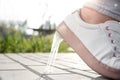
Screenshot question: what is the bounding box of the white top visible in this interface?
[64,10,120,69]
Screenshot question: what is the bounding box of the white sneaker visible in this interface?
[56,10,120,79]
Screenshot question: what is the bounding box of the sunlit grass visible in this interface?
[0,31,70,53]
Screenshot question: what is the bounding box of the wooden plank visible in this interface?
[0,70,39,80]
[0,53,110,80]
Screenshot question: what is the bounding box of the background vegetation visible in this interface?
[0,20,70,53]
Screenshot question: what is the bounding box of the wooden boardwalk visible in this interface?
[0,53,111,80]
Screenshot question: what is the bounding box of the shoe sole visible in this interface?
[56,22,120,79]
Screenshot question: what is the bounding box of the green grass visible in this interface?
[0,30,70,53]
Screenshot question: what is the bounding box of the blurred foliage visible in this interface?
[0,20,70,53]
